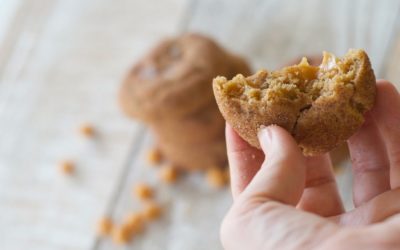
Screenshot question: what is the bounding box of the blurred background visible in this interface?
[0,0,399,249]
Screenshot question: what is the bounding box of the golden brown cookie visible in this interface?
[120,33,251,170]
[150,102,225,144]
[213,49,376,155]
[156,134,227,170]
[283,56,350,163]
[120,33,251,122]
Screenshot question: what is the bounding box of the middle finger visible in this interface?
[348,113,390,207]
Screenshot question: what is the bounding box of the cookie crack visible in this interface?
[291,104,312,137]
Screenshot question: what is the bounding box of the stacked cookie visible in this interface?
[120,33,251,170]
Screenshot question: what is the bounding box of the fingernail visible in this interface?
[258,125,274,143]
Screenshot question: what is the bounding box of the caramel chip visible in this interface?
[133,183,154,201]
[147,147,163,165]
[79,123,95,138]
[206,167,228,188]
[159,165,179,184]
[97,216,113,236]
[143,202,162,221]
[125,212,144,234]
[112,224,133,245]
[59,160,74,175]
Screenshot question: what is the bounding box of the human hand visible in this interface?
[220,80,400,250]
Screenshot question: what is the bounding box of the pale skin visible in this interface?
[220,80,400,250]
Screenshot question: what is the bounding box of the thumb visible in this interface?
[240,125,307,206]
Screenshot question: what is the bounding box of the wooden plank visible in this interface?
[96,132,232,250]
[0,0,56,83]
[187,0,400,74]
[0,0,24,44]
[1,0,399,249]
[0,0,186,250]
[385,35,400,89]
[382,7,400,89]
[185,0,400,210]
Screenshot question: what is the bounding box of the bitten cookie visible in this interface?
[213,49,376,155]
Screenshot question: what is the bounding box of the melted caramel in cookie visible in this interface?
[214,50,362,104]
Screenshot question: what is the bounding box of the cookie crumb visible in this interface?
[133,183,154,201]
[59,160,74,175]
[97,217,113,236]
[143,202,162,221]
[79,123,95,138]
[111,224,133,245]
[147,147,162,165]
[206,167,228,188]
[159,165,179,184]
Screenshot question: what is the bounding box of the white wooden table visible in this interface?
[0,1,399,249]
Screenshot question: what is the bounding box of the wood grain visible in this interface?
[99,1,400,250]
[0,0,186,249]
[1,0,400,249]
[184,0,400,211]
[383,7,400,88]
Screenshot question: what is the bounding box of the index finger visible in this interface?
[225,123,264,200]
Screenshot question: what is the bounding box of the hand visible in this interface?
[220,80,400,250]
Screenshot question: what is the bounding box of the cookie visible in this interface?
[120,33,251,122]
[120,33,251,170]
[282,55,350,164]
[150,102,225,144]
[156,134,227,170]
[213,49,376,155]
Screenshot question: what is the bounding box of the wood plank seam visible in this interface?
[0,0,55,85]
[176,0,198,34]
[91,1,196,248]
[380,5,400,79]
[90,126,146,250]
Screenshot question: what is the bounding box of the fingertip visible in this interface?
[376,79,399,91]
[257,125,281,149]
[257,125,302,158]
[375,80,400,104]
[257,125,273,149]
[243,125,307,205]
[372,80,400,120]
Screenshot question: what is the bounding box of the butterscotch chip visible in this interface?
[96,217,113,236]
[146,147,162,165]
[213,49,376,155]
[224,168,230,183]
[143,202,162,220]
[206,167,228,188]
[78,123,95,137]
[159,165,179,184]
[133,183,154,201]
[59,160,74,175]
[112,224,133,245]
[125,212,144,233]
